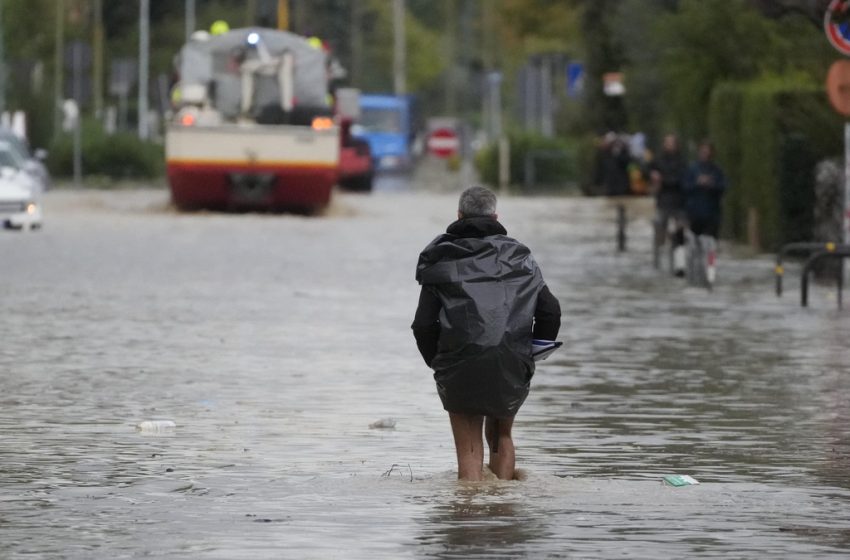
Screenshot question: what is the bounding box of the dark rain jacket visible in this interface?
[649,151,687,210]
[684,160,726,222]
[412,217,561,418]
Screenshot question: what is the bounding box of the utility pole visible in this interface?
[0,0,6,116]
[277,0,289,30]
[54,0,65,139]
[246,0,257,26]
[138,0,150,140]
[444,0,456,115]
[185,0,196,42]
[350,0,363,87]
[93,0,104,118]
[393,0,406,95]
[72,41,82,186]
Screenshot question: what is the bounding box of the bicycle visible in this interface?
[684,230,717,290]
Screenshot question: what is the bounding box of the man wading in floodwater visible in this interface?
[412,186,561,481]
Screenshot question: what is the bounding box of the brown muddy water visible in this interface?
[1,186,850,559]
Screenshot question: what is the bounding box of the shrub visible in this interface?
[708,75,842,248]
[475,131,579,192]
[48,119,164,180]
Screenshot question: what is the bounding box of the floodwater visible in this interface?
[2,179,850,559]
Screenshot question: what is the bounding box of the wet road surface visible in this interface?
[2,182,850,558]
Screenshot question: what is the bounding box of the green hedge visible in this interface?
[48,120,164,180]
[475,132,579,191]
[708,76,843,248]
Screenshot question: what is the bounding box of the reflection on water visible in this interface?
[416,484,548,558]
[1,189,850,558]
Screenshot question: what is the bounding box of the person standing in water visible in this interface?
[649,134,688,276]
[684,140,727,239]
[412,186,561,481]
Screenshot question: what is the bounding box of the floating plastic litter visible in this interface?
[137,420,177,433]
[663,474,699,487]
[369,418,397,429]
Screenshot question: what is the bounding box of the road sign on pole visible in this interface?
[825,0,850,56]
[427,127,460,159]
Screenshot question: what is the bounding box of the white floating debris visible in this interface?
[369,418,397,430]
[137,420,177,433]
[663,474,699,487]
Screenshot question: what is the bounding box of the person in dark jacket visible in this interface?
[412,186,561,481]
[594,132,631,196]
[649,134,688,276]
[684,141,727,238]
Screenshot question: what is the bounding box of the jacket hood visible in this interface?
[415,218,533,285]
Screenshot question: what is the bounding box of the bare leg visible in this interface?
[448,412,484,481]
[485,416,516,480]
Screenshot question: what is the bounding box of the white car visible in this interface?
[0,130,50,192]
[0,167,42,230]
[0,140,43,195]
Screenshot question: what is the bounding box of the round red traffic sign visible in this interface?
[427,128,460,158]
[825,0,850,56]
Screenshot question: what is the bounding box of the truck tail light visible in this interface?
[311,117,333,131]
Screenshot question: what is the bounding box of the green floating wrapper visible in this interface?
[663,474,700,487]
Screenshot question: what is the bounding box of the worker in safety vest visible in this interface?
[210,20,230,36]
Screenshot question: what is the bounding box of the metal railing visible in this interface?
[800,248,850,308]
[774,242,844,297]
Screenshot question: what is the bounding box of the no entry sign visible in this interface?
[427,128,460,158]
[825,0,850,56]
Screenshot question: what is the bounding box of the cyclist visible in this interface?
[649,134,688,276]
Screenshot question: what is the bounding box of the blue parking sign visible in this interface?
[566,62,584,98]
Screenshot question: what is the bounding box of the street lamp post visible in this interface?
[185,0,196,43]
[138,0,150,140]
[393,0,406,95]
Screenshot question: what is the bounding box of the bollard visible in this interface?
[616,204,626,252]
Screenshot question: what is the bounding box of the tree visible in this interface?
[653,0,782,140]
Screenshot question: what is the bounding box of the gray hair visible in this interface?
[458,186,497,217]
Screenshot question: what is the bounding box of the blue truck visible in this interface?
[353,94,416,172]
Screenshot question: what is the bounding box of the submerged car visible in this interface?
[0,167,42,230]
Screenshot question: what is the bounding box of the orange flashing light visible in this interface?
[311,116,333,131]
[181,113,196,126]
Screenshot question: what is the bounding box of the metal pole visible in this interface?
[73,42,82,187]
[93,0,104,118]
[350,0,362,85]
[490,72,502,140]
[393,0,406,95]
[185,0,196,42]
[54,0,65,139]
[498,136,509,194]
[246,0,257,26]
[0,0,6,116]
[138,0,150,140]
[444,0,456,115]
[277,0,288,30]
[839,122,850,298]
[540,58,553,137]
